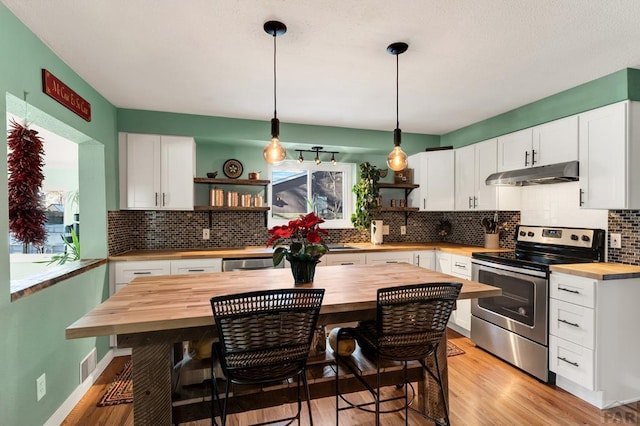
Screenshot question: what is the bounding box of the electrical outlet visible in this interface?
[36,373,46,402]
[382,225,390,235]
[400,225,407,235]
[202,228,210,240]
[610,232,622,249]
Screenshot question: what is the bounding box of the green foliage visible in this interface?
[47,228,81,265]
[351,162,381,231]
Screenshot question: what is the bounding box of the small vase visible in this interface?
[289,257,321,285]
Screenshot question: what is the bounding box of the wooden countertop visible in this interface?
[550,263,640,280]
[66,263,501,339]
[108,242,509,262]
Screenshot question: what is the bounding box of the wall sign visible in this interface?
[41,69,91,121]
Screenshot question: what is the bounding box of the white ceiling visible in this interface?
[4,0,640,135]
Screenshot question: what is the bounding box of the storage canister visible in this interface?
[210,188,224,206]
[226,191,239,207]
[241,193,252,207]
[253,195,263,207]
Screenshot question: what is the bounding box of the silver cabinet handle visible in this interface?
[468,196,473,209]
[133,271,152,275]
[525,150,530,166]
[162,192,166,206]
[155,192,158,206]
[532,149,537,165]
[454,262,467,268]
[558,287,580,294]
[423,198,426,210]
[558,356,579,367]
[473,196,478,208]
[340,262,354,265]
[558,318,580,328]
[187,269,205,272]
[386,261,398,264]
[579,189,585,206]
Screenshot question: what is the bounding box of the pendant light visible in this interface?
[386,42,409,172]
[263,21,287,164]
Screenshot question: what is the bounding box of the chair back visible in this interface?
[376,282,462,360]
[211,288,325,384]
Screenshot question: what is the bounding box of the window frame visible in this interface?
[267,160,356,229]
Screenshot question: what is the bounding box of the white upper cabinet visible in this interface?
[455,139,520,211]
[497,128,533,172]
[120,133,195,210]
[407,149,455,211]
[579,101,640,209]
[532,115,579,166]
[497,115,578,172]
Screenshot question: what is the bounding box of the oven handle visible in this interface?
[471,258,547,278]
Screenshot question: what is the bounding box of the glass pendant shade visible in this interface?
[387,145,408,171]
[263,136,286,164]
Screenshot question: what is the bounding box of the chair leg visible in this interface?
[301,368,314,426]
[432,348,450,426]
[403,362,409,426]
[375,357,381,426]
[221,379,230,426]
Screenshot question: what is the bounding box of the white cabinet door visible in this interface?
[414,250,436,270]
[408,150,454,211]
[497,128,533,172]
[160,136,195,210]
[579,102,631,209]
[475,139,499,210]
[454,145,476,211]
[123,133,195,210]
[127,134,161,209]
[532,115,578,167]
[324,253,366,266]
[435,251,451,274]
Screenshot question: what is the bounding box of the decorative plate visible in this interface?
[223,159,243,179]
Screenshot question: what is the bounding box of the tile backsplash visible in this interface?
[607,210,640,265]
[107,210,520,256]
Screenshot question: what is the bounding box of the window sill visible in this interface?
[10,258,107,302]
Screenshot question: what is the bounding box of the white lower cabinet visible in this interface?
[549,272,640,408]
[365,251,414,265]
[414,250,436,270]
[447,254,472,336]
[170,258,222,275]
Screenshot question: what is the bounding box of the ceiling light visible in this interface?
[263,21,287,165]
[297,151,304,163]
[314,146,322,165]
[386,42,409,172]
[293,146,339,165]
[331,153,337,165]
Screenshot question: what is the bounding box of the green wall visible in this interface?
[117,109,441,178]
[0,3,118,425]
[441,68,640,148]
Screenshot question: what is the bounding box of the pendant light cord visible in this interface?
[395,53,399,130]
[273,34,278,120]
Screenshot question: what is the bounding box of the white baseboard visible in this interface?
[44,349,115,426]
[447,322,470,338]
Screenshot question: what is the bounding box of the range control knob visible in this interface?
[582,235,591,242]
[527,232,535,237]
[519,231,526,237]
[571,234,579,241]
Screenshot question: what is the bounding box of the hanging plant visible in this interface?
[7,119,46,252]
[351,162,381,231]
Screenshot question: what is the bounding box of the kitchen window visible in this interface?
[268,161,355,228]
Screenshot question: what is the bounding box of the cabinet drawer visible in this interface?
[366,251,413,265]
[549,298,595,349]
[114,260,171,284]
[450,254,471,280]
[549,335,594,390]
[550,273,596,308]
[324,253,366,266]
[170,258,222,275]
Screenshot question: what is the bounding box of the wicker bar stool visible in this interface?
[335,282,461,426]
[210,288,325,426]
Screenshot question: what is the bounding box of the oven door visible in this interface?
[471,259,548,345]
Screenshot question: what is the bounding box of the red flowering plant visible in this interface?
[267,212,329,267]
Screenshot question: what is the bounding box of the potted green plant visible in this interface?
[351,162,381,231]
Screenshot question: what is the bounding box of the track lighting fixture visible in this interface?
[386,42,409,172]
[294,146,339,165]
[263,20,287,165]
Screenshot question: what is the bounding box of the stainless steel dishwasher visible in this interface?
[221,257,284,271]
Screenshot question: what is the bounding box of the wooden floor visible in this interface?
[62,330,639,425]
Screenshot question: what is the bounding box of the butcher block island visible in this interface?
[66,263,500,425]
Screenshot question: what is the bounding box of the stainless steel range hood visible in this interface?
[485,160,579,186]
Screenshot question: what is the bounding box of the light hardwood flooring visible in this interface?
[62,330,639,425]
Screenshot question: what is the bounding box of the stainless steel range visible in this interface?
[471,225,605,382]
